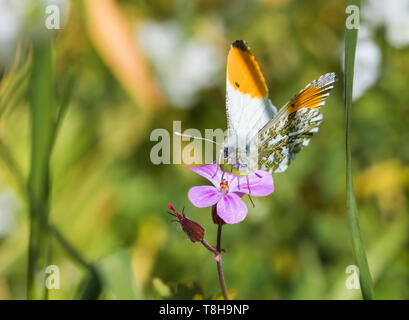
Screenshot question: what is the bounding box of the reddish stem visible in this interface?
[216,223,229,300]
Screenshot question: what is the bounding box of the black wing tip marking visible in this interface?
[232,40,249,51]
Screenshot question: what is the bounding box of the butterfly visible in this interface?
[223,40,336,175]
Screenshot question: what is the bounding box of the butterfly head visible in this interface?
[222,133,259,175]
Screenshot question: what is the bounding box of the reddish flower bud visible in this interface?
[168,204,204,243]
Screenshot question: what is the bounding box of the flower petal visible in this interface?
[216,193,248,224]
[230,170,274,196]
[189,164,223,187]
[188,186,222,208]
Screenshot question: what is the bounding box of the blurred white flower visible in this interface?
[137,20,222,109]
[341,24,381,101]
[363,0,409,48]
[0,187,21,238]
[343,0,409,100]
[0,0,70,66]
[0,0,22,65]
[352,24,381,101]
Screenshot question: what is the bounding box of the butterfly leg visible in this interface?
[221,163,228,180]
[246,175,255,207]
[246,174,251,195]
[212,162,225,180]
[248,194,255,208]
[212,164,220,179]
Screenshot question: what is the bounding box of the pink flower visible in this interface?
[188,164,274,224]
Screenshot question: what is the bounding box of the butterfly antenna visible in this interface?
[222,162,231,180]
[218,148,224,166]
[175,132,222,147]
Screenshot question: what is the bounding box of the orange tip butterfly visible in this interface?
[223,40,336,175]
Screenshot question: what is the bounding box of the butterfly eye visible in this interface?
[223,147,229,158]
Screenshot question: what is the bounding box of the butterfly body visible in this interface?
[223,40,336,175]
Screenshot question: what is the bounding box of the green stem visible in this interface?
[49,224,102,300]
[344,0,374,299]
[0,141,26,196]
[27,36,55,300]
[0,56,95,299]
[0,141,101,299]
[48,224,96,274]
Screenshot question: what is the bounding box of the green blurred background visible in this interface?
[0,0,409,299]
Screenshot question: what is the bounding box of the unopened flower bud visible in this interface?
[168,204,204,242]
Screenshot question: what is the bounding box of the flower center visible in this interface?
[220,179,229,195]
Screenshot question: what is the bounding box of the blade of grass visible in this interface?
[27,35,55,300]
[52,70,76,149]
[75,270,103,300]
[0,29,98,301]
[49,224,102,300]
[344,0,374,300]
[0,141,102,299]
[0,141,26,196]
[0,49,32,116]
[331,210,408,299]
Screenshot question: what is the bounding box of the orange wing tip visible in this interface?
[227,40,268,98]
[287,72,336,113]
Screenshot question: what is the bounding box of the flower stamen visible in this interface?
[220,178,229,195]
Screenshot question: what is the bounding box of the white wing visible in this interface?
[226,80,277,142]
[225,40,277,146]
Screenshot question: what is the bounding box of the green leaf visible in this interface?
[27,36,55,300]
[344,0,374,300]
[0,50,32,117]
[51,70,76,150]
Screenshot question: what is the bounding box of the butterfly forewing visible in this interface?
[255,72,336,173]
[226,40,277,145]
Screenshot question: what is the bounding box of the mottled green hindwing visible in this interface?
[254,72,336,173]
[257,108,322,173]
